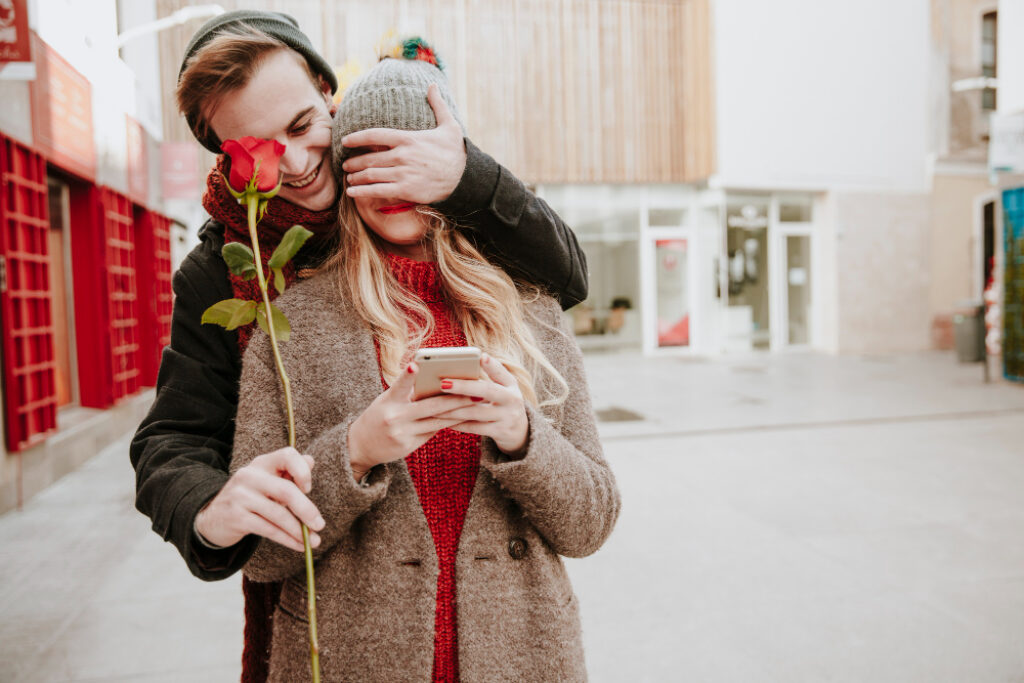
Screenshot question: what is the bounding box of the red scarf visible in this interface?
[202,157,337,683]
[202,155,338,351]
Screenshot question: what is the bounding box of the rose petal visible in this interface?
[221,137,287,193]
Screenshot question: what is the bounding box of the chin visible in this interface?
[283,186,337,212]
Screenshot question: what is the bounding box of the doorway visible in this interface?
[725,198,770,350]
[46,177,78,407]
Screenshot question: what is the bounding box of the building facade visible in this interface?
[0,0,184,512]
[150,0,1021,364]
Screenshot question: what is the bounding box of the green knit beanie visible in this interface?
[332,38,465,178]
[178,10,338,154]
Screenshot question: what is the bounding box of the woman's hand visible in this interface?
[347,361,478,479]
[438,353,530,456]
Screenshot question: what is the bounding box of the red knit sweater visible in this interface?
[386,253,480,683]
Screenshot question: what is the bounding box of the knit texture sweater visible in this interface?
[387,253,479,683]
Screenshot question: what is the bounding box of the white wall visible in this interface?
[712,0,932,193]
[998,0,1024,113]
[33,0,136,193]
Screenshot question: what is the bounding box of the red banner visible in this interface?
[160,141,200,200]
[0,0,31,63]
[29,33,96,180]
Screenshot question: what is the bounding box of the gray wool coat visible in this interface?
[230,271,620,683]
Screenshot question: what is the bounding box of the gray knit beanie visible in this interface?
[332,40,465,178]
[178,10,338,154]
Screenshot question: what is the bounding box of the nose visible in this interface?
[277,141,307,178]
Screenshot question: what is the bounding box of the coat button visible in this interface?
[508,537,528,560]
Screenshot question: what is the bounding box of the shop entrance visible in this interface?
[722,194,814,351]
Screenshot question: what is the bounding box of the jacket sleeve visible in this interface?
[481,297,620,558]
[129,240,259,580]
[432,139,588,310]
[231,335,393,583]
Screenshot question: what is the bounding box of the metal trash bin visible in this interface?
[953,301,986,363]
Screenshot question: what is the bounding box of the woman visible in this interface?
[132,13,587,681]
[231,40,619,682]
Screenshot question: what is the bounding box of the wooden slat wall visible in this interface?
[157,0,715,184]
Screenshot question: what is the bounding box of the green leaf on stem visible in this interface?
[272,267,286,295]
[201,298,257,330]
[221,243,257,280]
[268,225,314,269]
[256,302,292,342]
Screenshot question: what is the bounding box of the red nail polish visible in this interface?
[471,396,484,402]
[441,380,453,390]
[407,364,415,374]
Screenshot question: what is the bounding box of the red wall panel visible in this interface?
[70,187,141,407]
[135,210,173,387]
[0,134,58,452]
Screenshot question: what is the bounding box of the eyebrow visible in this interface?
[288,106,315,130]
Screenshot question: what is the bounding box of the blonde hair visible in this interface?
[326,189,569,408]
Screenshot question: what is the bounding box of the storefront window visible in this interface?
[655,239,690,347]
[779,198,813,222]
[545,190,642,350]
[649,208,687,227]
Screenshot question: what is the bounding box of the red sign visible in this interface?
[29,34,96,180]
[126,115,149,205]
[160,141,200,200]
[0,0,31,63]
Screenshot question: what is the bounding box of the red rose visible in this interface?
[221,137,286,192]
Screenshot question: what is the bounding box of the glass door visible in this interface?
[785,235,811,345]
[725,197,771,350]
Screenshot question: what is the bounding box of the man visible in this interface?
[130,10,586,680]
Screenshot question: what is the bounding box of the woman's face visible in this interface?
[207,49,337,212]
[353,194,432,261]
[350,145,432,260]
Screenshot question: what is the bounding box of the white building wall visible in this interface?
[32,0,139,195]
[999,0,1024,113]
[712,0,934,353]
[712,0,932,193]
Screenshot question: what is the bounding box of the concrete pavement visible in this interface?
[1,351,1022,682]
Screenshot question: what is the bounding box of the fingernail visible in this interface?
[407,364,415,374]
[440,380,453,390]
[313,516,325,530]
[471,396,484,402]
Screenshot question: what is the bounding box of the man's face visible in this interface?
[207,49,336,211]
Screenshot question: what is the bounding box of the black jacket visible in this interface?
[130,141,588,580]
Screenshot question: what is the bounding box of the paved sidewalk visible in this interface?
[1,351,1022,682]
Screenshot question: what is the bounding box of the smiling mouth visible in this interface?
[285,162,320,189]
[378,203,416,215]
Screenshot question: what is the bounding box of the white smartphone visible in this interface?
[413,346,482,399]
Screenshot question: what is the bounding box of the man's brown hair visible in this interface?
[176,27,321,151]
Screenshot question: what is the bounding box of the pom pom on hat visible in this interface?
[390,36,445,70]
[378,34,445,71]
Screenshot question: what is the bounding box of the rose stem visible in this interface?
[246,196,321,683]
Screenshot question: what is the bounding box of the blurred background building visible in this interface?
[0,0,1021,511]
